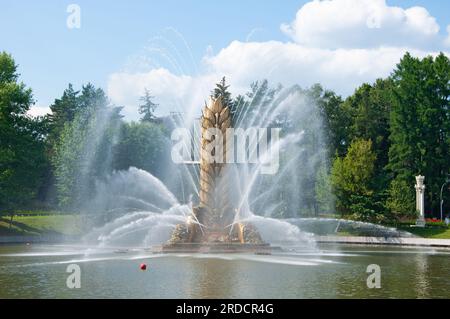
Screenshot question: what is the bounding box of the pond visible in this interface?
[0,243,449,298]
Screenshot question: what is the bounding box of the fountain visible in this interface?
[79,81,349,251]
[80,82,415,253]
[161,97,271,253]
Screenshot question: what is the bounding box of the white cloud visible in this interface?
[27,105,51,117]
[108,68,218,121]
[205,41,412,93]
[280,0,441,49]
[445,25,450,47]
[107,0,449,120]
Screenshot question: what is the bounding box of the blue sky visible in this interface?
[1,0,449,119]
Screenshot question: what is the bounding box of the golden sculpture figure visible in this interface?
[165,95,266,251]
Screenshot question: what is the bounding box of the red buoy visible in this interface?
[140,263,147,271]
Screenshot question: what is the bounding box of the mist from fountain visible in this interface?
[72,30,412,249]
[79,84,328,249]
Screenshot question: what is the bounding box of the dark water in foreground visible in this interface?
[0,243,449,298]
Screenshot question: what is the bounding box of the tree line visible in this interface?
[0,51,170,216]
[0,51,449,223]
[326,53,450,222]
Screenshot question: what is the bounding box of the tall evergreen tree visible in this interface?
[52,85,122,210]
[346,80,392,159]
[48,84,80,147]
[139,89,158,123]
[388,53,450,215]
[212,77,233,108]
[312,84,349,157]
[344,79,393,190]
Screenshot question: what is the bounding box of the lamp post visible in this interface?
[440,174,450,222]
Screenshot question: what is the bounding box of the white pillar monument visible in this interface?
[415,175,426,227]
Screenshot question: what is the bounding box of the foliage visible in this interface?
[1,50,449,226]
[139,89,159,123]
[0,52,48,214]
[212,77,234,109]
[232,79,280,127]
[386,178,416,218]
[47,84,80,146]
[51,85,122,210]
[344,79,392,188]
[313,84,349,157]
[315,163,335,214]
[113,121,169,179]
[331,139,383,221]
[388,53,450,214]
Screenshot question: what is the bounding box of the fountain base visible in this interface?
[167,219,265,244]
[154,242,274,254]
[163,214,272,253]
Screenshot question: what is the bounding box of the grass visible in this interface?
[397,225,450,239]
[335,231,353,237]
[334,227,450,239]
[0,214,82,236]
[329,217,450,239]
[1,211,449,239]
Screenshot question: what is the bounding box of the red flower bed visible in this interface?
[425,218,446,227]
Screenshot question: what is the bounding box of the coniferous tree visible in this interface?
[52,85,122,210]
[47,84,80,149]
[139,89,158,123]
[387,53,450,215]
[312,84,349,157]
[212,77,233,108]
[344,79,393,193]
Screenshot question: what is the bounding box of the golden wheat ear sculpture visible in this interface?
[199,97,232,227]
[165,94,265,248]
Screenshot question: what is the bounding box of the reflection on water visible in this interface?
[0,244,449,298]
[414,253,429,298]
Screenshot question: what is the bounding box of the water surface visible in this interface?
[0,243,449,298]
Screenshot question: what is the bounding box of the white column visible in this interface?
[415,175,426,227]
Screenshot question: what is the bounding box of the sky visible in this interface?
[1,0,449,120]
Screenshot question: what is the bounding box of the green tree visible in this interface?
[48,84,80,145]
[388,53,450,215]
[139,89,158,123]
[232,79,280,127]
[331,139,384,221]
[311,84,349,157]
[315,163,335,214]
[212,77,233,108]
[0,52,48,216]
[386,178,416,219]
[52,84,122,209]
[113,121,169,179]
[345,79,392,168]
[343,79,393,195]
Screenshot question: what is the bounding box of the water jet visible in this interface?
[162,96,272,253]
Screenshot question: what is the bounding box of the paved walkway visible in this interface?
[316,235,450,247]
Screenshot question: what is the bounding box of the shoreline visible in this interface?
[316,235,450,248]
[0,234,80,244]
[2,234,450,248]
